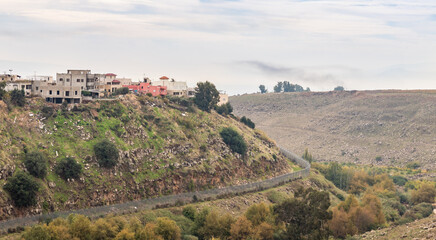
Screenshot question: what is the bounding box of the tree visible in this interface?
[334,86,344,91]
[155,217,181,240]
[274,187,332,240]
[220,127,247,155]
[230,216,254,240]
[273,82,283,93]
[245,202,271,226]
[94,139,119,168]
[411,182,436,204]
[259,85,267,94]
[22,225,50,240]
[24,151,47,178]
[10,89,25,106]
[115,229,135,240]
[4,172,39,207]
[55,157,82,180]
[197,211,234,240]
[69,215,93,240]
[240,116,255,129]
[0,81,6,100]
[283,81,295,92]
[194,81,220,112]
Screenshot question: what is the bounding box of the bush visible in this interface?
[82,91,92,97]
[215,102,233,116]
[411,182,436,204]
[4,172,39,207]
[41,106,55,119]
[155,217,181,240]
[402,203,433,221]
[240,116,255,129]
[10,89,25,106]
[182,205,196,221]
[391,175,408,186]
[334,86,344,91]
[406,162,420,169]
[94,140,119,168]
[114,87,129,95]
[24,151,47,178]
[55,157,82,180]
[220,127,247,155]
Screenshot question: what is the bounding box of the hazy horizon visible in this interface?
[1,0,435,95]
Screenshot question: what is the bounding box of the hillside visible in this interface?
[0,95,294,220]
[230,90,436,170]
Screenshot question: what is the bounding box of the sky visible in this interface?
[0,0,435,95]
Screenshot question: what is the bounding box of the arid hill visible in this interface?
[230,90,436,170]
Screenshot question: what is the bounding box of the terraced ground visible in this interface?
[230,90,436,170]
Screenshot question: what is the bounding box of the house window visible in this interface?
[40,90,42,93]
[26,85,32,89]
[57,91,60,95]
[60,78,63,81]
[66,78,70,82]
[66,91,70,96]
[75,91,78,95]
[49,90,52,95]
[36,87,39,90]
[77,79,80,82]
[81,79,84,82]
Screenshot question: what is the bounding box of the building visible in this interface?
[218,91,228,106]
[1,74,33,96]
[100,74,132,96]
[32,77,82,104]
[124,78,167,96]
[153,76,189,96]
[5,80,33,96]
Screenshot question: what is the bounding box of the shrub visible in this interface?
[240,116,255,129]
[10,89,25,106]
[4,172,39,207]
[82,91,92,97]
[411,182,436,204]
[24,151,47,178]
[391,175,408,186]
[55,157,82,180]
[220,127,247,155]
[182,205,197,221]
[155,217,181,240]
[22,225,50,240]
[402,203,433,221]
[406,162,420,169]
[41,106,55,119]
[114,87,129,95]
[375,156,382,162]
[215,102,233,116]
[334,86,344,91]
[94,140,119,168]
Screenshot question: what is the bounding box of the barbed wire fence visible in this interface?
[0,147,310,232]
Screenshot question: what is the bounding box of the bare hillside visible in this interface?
[230,90,436,169]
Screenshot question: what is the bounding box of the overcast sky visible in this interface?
[1,0,435,94]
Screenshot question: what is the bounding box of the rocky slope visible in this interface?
[230,90,436,170]
[0,95,293,220]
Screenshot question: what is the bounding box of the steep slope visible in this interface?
[0,95,293,220]
[230,90,436,170]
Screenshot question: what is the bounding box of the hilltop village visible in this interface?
[0,70,228,105]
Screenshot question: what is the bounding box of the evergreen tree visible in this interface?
[194,81,220,112]
[259,85,267,94]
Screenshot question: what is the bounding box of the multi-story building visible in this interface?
[32,77,82,104]
[218,91,229,106]
[1,74,33,96]
[153,76,189,96]
[124,78,167,96]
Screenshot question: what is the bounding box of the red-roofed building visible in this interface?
[124,78,167,96]
[159,76,169,80]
